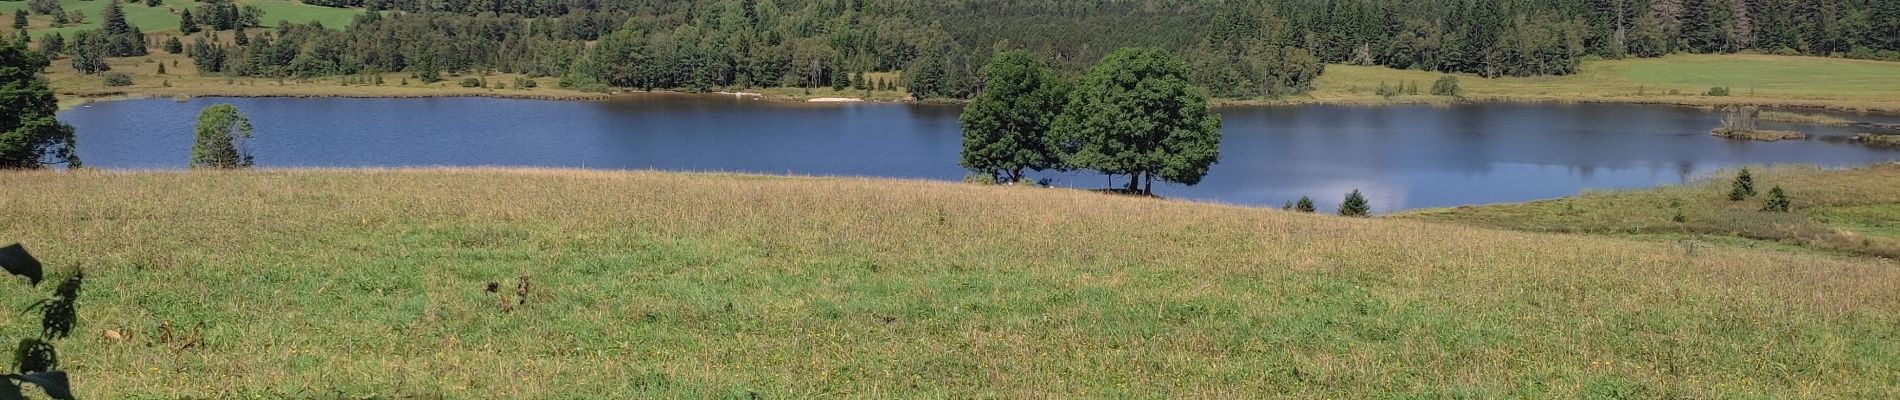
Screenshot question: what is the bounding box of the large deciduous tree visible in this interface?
[190,104,255,169]
[0,42,80,169]
[1052,48,1222,195]
[958,51,1070,183]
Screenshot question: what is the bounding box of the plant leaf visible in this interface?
[0,244,42,286]
[0,378,22,400]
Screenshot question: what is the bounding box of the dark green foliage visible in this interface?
[959,51,1069,183]
[188,37,225,73]
[459,77,482,87]
[1295,196,1316,213]
[1052,48,1221,195]
[156,62,165,74]
[163,37,183,54]
[67,31,107,74]
[190,104,254,169]
[1,41,80,169]
[0,244,82,400]
[1761,186,1791,212]
[1705,87,1731,96]
[1730,168,1756,201]
[1340,189,1371,217]
[11,10,24,30]
[1431,75,1461,96]
[146,0,162,7]
[102,72,131,86]
[514,77,535,89]
[178,8,197,34]
[195,0,239,31]
[100,2,147,57]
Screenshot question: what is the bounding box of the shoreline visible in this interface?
[62,86,1900,117]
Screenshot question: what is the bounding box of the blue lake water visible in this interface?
[61,94,1900,211]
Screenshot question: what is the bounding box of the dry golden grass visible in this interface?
[1710,128,1808,141]
[1,169,1898,397]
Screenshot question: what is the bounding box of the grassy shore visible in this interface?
[1401,163,1900,259]
[1276,54,1900,113]
[1,169,1897,397]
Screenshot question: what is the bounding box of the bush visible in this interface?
[102,72,132,87]
[1375,81,1400,98]
[1295,196,1316,213]
[1705,86,1730,96]
[514,77,537,89]
[163,37,183,54]
[459,77,483,88]
[1761,186,1791,212]
[1430,75,1461,96]
[1339,190,1371,217]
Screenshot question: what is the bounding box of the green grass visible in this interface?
[1616,55,1900,100]
[1301,54,1900,112]
[0,0,363,38]
[1401,163,1900,258]
[2,169,1898,397]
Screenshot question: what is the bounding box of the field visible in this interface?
[1401,163,1900,259]
[0,0,364,38]
[1298,54,1900,112]
[1,169,1897,397]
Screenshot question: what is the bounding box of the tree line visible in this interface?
[12,0,1900,102]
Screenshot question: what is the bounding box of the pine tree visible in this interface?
[1295,196,1316,213]
[1761,185,1790,212]
[1729,168,1756,201]
[179,9,197,34]
[11,9,25,30]
[1339,190,1371,217]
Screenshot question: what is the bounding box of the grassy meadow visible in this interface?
[1402,163,1900,258]
[1,169,1897,397]
[0,0,364,38]
[1300,54,1900,112]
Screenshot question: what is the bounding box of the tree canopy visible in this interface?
[190,104,255,169]
[0,41,79,169]
[1052,48,1222,195]
[958,51,1069,183]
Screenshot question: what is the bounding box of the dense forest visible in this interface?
[18,0,1900,100]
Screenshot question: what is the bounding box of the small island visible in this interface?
[1710,106,1808,141]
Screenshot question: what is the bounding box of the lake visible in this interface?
[61,94,1900,211]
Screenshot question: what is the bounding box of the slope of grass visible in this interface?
[2,169,1897,397]
[1299,54,1900,112]
[0,0,362,38]
[1401,163,1900,258]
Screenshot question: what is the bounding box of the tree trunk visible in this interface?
[1143,172,1153,195]
[1125,173,1141,193]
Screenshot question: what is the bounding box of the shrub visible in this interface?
[1375,81,1400,98]
[1430,75,1460,96]
[1295,196,1316,213]
[459,77,483,87]
[1729,168,1756,201]
[102,72,132,86]
[1339,190,1371,217]
[514,77,537,89]
[163,37,183,54]
[1705,86,1730,96]
[1761,186,1791,212]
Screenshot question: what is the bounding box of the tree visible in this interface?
[36,33,61,57]
[1051,48,1222,195]
[163,37,183,54]
[66,31,107,75]
[99,2,147,57]
[1339,189,1371,216]
[12,9,25,30]
[1295,196,1316,213]
[179,8,198,34]
[1729,167,1756,200]
[189,104,254,169]
[1761,185,1790,212]
[1,41,80,169]
[958,51,1070,183]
